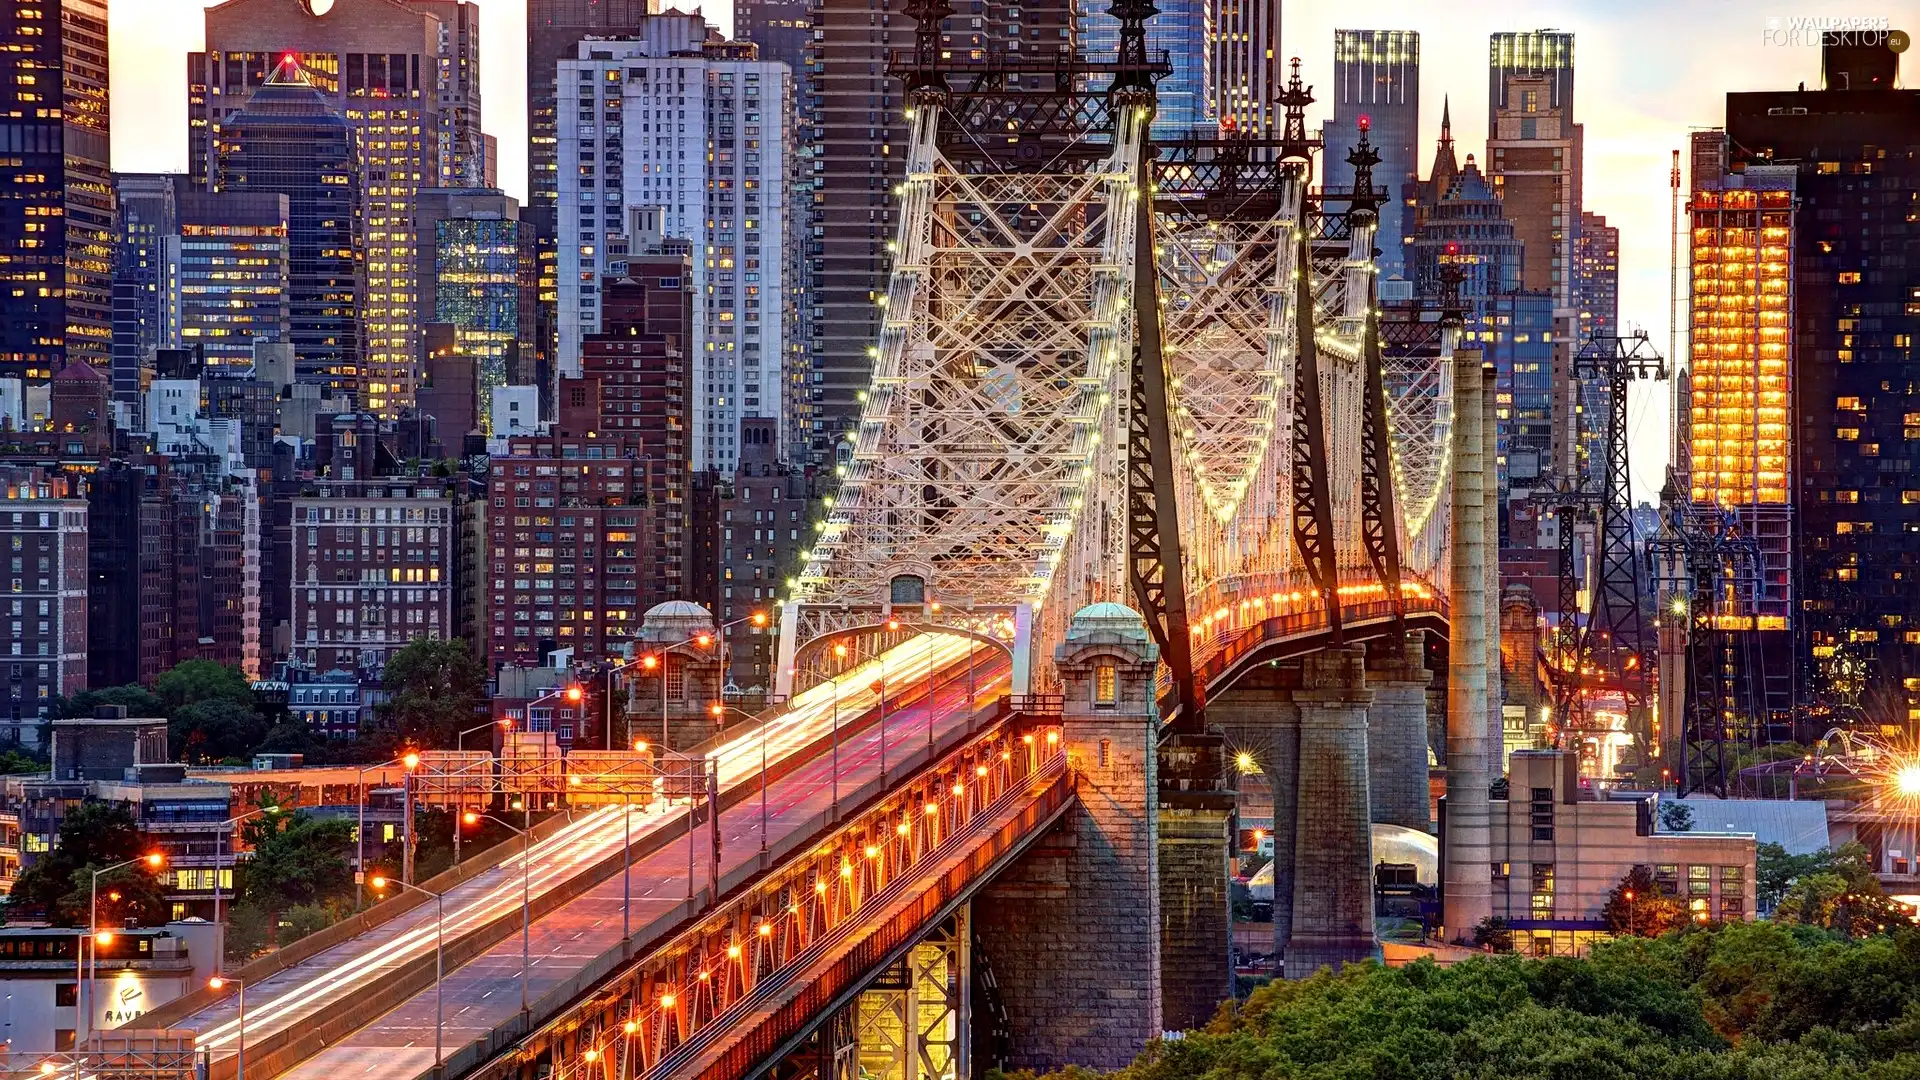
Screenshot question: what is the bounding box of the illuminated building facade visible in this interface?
[1322,30,1419,284]
[213,61,363,395]
[1686,165,1796,641]
[191,0,485,418]
[169,192,291,370]
[1718,39,1920,727]
[291,477,455,674]
[0,0,112,381]
[412,188,530,437]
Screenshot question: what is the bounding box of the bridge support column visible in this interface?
[973,604,1161,1071]
[1157,737,1234,1029]
[1203,665,1300,973]
[1366,633,1432,832]
[1443,348,1494,940]
[1283,646,1377,976]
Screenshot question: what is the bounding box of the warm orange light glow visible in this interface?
[566,685,584,703]
[695,633,713,647]
[402,752,421,770]
[1895,764,1920,798]
[462,811,479,825]
[370,876,389,889]
[633,740,649,753]
[709,703,724,717]
[758,922,773,936]
[622,1020,638,1035]
[95,931,114,945]
[641,655,659,671]
[145,852,165,868]
[750,612,768,627]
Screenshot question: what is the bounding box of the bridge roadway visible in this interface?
[179,639,1011,1080]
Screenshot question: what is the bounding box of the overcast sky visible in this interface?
[109,0,1854,499]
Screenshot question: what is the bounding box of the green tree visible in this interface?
[240,811,354,915]
[379,637,486,746]
[1472,915,1513,952]
[153,660,255,712]
[1769,841,1911,938]
[5,803,163,925]
[61,684,167,720]
[1659,799,1696,832]
[1601,864,1687,937]
[170,697,269,763]
[1757,841,1832,913]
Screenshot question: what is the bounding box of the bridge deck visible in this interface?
[265,659,1012,1080]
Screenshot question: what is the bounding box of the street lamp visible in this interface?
[369,875,445,1069]
[455,718,509,753]
[355,754,414,909]
[207,976,246,1080]
[215,806,282,955]
[620,612,766,749]
[712,703,771,857]
[1623,889,1636,936]
[466,811,533,1015]
[80,853,164,1045]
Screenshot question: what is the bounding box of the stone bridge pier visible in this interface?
[1211,636,1433,978]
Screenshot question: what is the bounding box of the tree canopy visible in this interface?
[378,637,487,746]
[990,923,1920,1080]
[5,802,167,926]
[1602,864,1688,937]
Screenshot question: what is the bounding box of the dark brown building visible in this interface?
[290,476,456,673]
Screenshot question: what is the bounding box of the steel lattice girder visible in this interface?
[796,107,1148,615]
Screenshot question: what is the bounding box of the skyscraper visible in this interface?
[1,0,112,381]
[191,0,485,417]
[112,174,181,407]
[1321,30,1419,284]
[413,188,529,436]
[528,0,656,419]
[170,191,292,369]
[1081,0,1213,135]
[1712,39,1918,726]
[214,59,364,395]
[1212,0,1281,134]
[553,19,797,470]
[1574,211,1618,343]
[1487,29,1574,129]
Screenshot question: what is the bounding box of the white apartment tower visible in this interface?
[555,16,796,470]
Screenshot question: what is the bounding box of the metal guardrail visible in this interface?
[654,760,1073,1080]
[496,709,1068,1080]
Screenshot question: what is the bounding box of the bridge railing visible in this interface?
[517,712,1069,1080]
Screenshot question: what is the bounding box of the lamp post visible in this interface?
[215,806,281,958]
[369,875,445,1070]
[354,754,411,909]
[454,718,506,754]
[467,812,533,1015]
[711,703,771,857]
[1624,889,1635,937]
[81,852,164,1045]
[623,613,765,749]
[207,976,245,1080]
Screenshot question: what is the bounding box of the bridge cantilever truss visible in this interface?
[778,6,1456,714]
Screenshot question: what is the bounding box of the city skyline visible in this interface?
[108,0,1830,498]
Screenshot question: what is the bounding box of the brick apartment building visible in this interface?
[290,477,455,673]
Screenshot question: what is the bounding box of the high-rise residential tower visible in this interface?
[213,59,364,395]
[413,188,530,437]
[1321,30,1419,285]
[191,0,484,417]
[1710,39,1918,728]
[1574,210,1618,343]
[111,174,181,406]
[1,0,112,381]
[553,18,797,471]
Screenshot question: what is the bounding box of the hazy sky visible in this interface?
[108,0,1845,498]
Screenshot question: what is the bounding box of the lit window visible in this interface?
[1093,664,1118,708]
